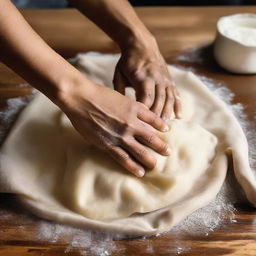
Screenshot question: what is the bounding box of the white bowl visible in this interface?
[214,13,256,74]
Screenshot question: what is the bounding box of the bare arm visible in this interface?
[69,0,152,50]
[70,0,182,120]
[0,0,78,101]
[0,0,170,177]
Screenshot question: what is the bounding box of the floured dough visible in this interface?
[60,115,217,220]
[0,53,255,236]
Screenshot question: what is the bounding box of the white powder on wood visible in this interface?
[0,73,255,255]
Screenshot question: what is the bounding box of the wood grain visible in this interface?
[0,6,255,256]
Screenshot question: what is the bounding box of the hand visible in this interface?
[113,37,182,120]
[58,77,171,177]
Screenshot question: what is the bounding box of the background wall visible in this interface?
[12,0,256,9]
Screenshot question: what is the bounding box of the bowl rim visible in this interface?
[217,13,256,49]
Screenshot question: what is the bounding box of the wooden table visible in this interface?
[0,6,256,256]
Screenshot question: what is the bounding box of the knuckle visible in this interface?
[176,88,181,96]
[123,118,136,132]
[158,92,165,100]
[154,110,161,116]
[145,92,153,100]
[152,115,160,125]
[127,102,139,115]
[163,75,170,82]
[174,89,181,100]
[147,158,156,169]
[175,95,181,104]
[148,70,159,81]
[119,151,130,162]
[141,79,153,90]
[109,147,118,159]
[167,83,174,90]
[146,134,155,145]
[162,108,170,117]
[137,101,147,109]
[159,142,168,153]
[97,136,111,148]
[130,69,143,81]
[163,76,171,85]
[136,148,147,159]
[167,92,175,101]
[119,135,130,145]
[141,89,154,101]
[120,115,136,134]
[123,118,132,129]
[172,81,177,88]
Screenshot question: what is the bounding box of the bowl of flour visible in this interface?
[214,13,256,74]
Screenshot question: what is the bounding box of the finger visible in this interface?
[161,87,175,121]
[113,68,126,95]
[137,104,169,132]
[108,145,145,177]
[150,86,166,117]
[136,79,155,109]
[135,127,171,156]
[121,138,156,169]
[173,87,182,119]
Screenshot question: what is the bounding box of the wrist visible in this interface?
[119,27,157,52]
[54,69,97,114]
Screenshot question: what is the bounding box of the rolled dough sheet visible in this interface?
[0,53,255,236]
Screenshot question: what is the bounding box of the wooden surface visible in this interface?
[0,6,256,256]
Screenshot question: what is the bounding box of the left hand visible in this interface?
[113,37,182,120]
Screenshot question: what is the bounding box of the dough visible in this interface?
[214,14,256,74]
[61,115,217,220]
[0,53,255,236]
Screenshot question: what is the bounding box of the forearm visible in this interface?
[0,0,85,104]
[68,0,156,50]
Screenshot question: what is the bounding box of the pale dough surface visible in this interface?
[0,53,255,236]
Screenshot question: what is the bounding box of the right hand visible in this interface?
[58,77,171,177]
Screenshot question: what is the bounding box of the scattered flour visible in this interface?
[0,71,255,255]
[175,47,205,65]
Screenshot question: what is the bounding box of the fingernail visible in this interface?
[162,116,169,121]
[162,124,169,132]
[177,111,183,119]
[170,113,175,120]
[137,169,145,177]
[166,146,171,155]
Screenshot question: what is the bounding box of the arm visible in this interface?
[0,0,170,177]
[69,0,182,120]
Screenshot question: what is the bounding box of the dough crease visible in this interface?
[0,53,255,236]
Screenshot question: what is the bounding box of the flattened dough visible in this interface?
[0,53,255,236]
[60,116,217,220]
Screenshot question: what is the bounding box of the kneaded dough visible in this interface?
[60,115,217,220]
[0,53,255,236]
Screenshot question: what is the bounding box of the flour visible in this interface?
[0,72,255,255]
[219,14,256,47]
[214,14,256,74]
[223,26,256,46]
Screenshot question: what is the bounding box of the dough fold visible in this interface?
[0,53,255,236]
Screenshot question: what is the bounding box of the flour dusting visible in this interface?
[0,68,255,255]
